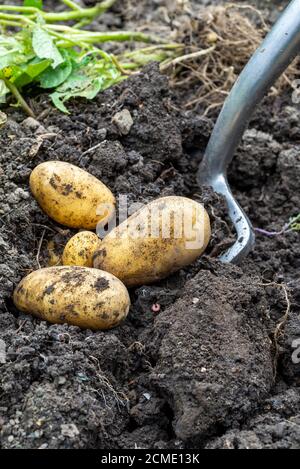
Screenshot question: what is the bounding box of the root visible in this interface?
[166,3,300,115]
[36,228,46,270]
[89,355,129,411]
[259,282,291,381]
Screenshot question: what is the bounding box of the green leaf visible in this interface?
[0,37,26,70]
[55,69,91,92]
[48,58,122,113]
[24,0,43,9]
[49,70,95,113]
[39,53,72,89]
[78,77,103,99]
[25,58,51,78]
[14,58,51,88]
[50,77,106,113]
[50,92,70,114]
[32,26,63,68]
[0,51,18,70]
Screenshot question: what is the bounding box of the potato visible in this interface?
[30,161,115,229]
[13,266,130,330]
[93,196,211,287]
[47,240,61,267]
[62,231,101,267]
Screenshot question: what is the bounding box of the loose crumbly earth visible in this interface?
[0,0,299,449]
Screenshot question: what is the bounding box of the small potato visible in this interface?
[47,240,62,267]
[62,231,101,267]
[94,196,211,287]
[13,266,130,330]
[30,161,115,229]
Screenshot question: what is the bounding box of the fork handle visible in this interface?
[198,0,300,263]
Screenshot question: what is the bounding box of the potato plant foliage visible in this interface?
[0,0,179,114]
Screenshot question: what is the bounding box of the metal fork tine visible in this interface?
[198,0,300,263]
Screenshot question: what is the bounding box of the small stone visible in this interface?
[7,435,14,443]
[112,109,134,135]
[14,188,30,201]
[61,423,80,438]
[0,111,7,127]
[22,117,43,132]
[39,443,48,449]
[96,128,107,141]
[192,298,200,305]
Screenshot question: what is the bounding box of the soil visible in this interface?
[0,0,299,450]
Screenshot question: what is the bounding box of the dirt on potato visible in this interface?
[0,0,299,450]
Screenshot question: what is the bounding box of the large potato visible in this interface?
[13,266,130,330]
[62,231,101,267]
[94,196,211,287]
[30,161,115,229]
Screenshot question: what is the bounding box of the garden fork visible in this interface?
[198,0,300,263]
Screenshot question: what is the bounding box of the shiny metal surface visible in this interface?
[198,0,300,263]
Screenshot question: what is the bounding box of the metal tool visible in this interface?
[198,0,300,264]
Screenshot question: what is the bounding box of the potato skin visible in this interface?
[94,196,211,287]
[30,161,115,229]
[13,266,130,330]
[47,240,61,267]
[62,231,101,267]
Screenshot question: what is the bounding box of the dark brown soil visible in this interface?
[0,0,299,450]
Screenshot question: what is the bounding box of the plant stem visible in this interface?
[43,0,116,22]
[119,62,140,71]
[74,19,91,29]
[0,6,38,14]
[110,55,133,75]
[254,214,300,237]
[0,0,117,23]
[0,15,162,45]
[46,24,87,32]
[121,44,183,58]
[254,227,286,237]
[65,31,161,44]
[119,44,184,69]
[92,0,117,15]
[122,51,172,66]
[60,0,82,11]
[0,13,33,24]
[48,29,85,48]
[0,19,21,27]
[4,79,35,118]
